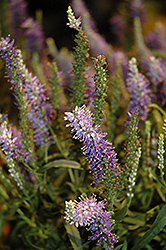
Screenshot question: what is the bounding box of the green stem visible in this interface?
[148,103,166,118]
[49,124,64,155]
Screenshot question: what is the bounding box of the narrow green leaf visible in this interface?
[155,185,166,202]
[24,233,44,250]
[114,244,124,250]
[115,205,128,221]
[122,239,128,250]
[40,159,81,172]
[19,215,36,227]
[114,240,128,250]
[10,220,27,238]
[0,212,5,237]
[65,223,83,250]
[128,224,140,230]
[0,184,9,200]
[148,169,166,189]
[145,244,154,250]
[17,209,37,227]
[122,216,145,226]
[131,204,166,250]
[148,103,166,118]
[162,245,166,250]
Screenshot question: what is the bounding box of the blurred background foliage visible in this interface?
[25,0,166,49]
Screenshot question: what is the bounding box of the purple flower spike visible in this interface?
[0,36,54,147]
[24,74,54,146]
[64,194,118,249]
[148,56,166,107]
[64,105,119,185]
[109,14,126,45]
[9,0,28,38]
[72,0,110,56]
[129,0,145,23]
[21,17,45,55]
[126,57,151,121]
[145,22,166,51]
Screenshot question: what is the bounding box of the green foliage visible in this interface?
[65,224,83,250]
[1,2,166,250]
[131,204,166,250]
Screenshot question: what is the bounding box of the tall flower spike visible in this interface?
[124,111,141,197]
[126,57,151,121]
[64,105,120,186]
[0,36,54,148]
[24,73,54,146]
[64,194,118,249]
[157,133,165,179]
[109,14,126,46]
[21,17,45,56]
[67,6,90,108]
[92,55,108,126]
[134,17,166,108]
[72,0,111,56]
[134,17,152,75]
[0,36,34,158]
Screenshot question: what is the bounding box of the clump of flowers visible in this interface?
[64,194,118,250]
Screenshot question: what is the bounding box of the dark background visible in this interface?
[26,0,166,49]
